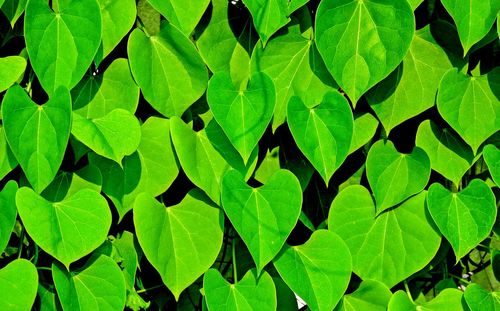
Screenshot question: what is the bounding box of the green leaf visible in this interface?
[274,277,299,311]
[221,169,302,273]
[52,255,126,311]
[388,289,466,311]
[128,23,208,117]
[349,113,379,155]
[94,0,136,65]
[484,144,500,187]
[38,283,59,311]
[254,147,280,184]
[416,120,476,186]
[0,181,17,255]
[408,0,423,10]
[0,259,38,311]
[16,187,111,267]
[203,269,276,311]
[0,127,17,180]
[134,191,224,300]
[72,58,140,118]
[287,92,354,184]
[437,68,500,153]
[0,56,26,92]
[207,72,275,163]
[41,165,102,202]
[71,109,141,164]
[242,0,289,44]
[366,140,430,214]
[441,0,500,55]
[315,0,414,104]
[334,280,392,311]
[147,0,209,36]
[464,283,500,311]
[328,186,441,287]
[273,230,352,311]
[251,32,337,130]
[1,0,27,27]
[24,0,102,95]
[2,85,71,193]
[427,179,497,261]
[366,26,452,133]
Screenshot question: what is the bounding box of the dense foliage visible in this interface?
[0,0,499,310]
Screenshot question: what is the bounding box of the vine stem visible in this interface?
[136,284,164,294]
[17,229,24,259]
[404,281,414,302]
[232,238,238,284]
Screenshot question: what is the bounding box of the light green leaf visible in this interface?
[147,0,209,36]
[315,0,414,104]
[388,289,466,311]
[349,113,379,155]
[427,179,497,261]
[484,144,500,187]
[203,269,276,311]
[408,0,423,10]
[94,0,136,65]
[72,58,140,118]
[366,140,430,214]
[437,68,500,153]
[0,181,17,254]
[16,187,111,267]
[287,92,353,184]
[2,85,71,193]
[25,0,102,95]
[71,109,141,164]
[128,23,208,117]
[254,147,280,184]
[0,259,38,311]
[53,255,126,311]
[416,120,476,186]
[1,0,27,27]
[366,26,452,133]
[243,0,289,44]
[273,230,352,311]
[441,0,500,55]
[334,280,392,311]
[251,32,337,131]
[207,72,275,163]
[221,169,301,273]
[134,191,224,300]
[328,186,441,287]
[464,283,500,311]
[0,56,26,92]
[0,127,17,180]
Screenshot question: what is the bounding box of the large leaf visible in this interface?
[134,191,224,300]
[366,140,430,214]
[328,186,441,287]
[0,181,17,254]
[315,0,414,104]
[71,109,141,164]
[0,56,26,92]
[427,179,497,261]
[366,26,452,133]
[273,230,352,311]
[52,255,126,311]
[221,169,301,273]
[441,0,500,55]
[24,0,101,95]
[16,187,111,267]
[2,85,71,193]
[147,0,209,36]
[483,144,500,187]
[128,23,208,117]
[287,92,353,184]
[437,68,500,153]
[203,269,276,311]
[207,72,275,163]
[0,259,38,311]
[388,289,466,311]
[334,280,392,311]
[464,283,500,311]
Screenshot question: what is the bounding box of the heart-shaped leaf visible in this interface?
[0,259,38,311]
[2,85,71,193]
[389,289,466,311]
[0,181,18,254]
[221,169,302,273]
[71,109,141,164]
[315,0,414,104]
[287,92,353,184]
[427,179,497,261]
[334,280,392,311]
[416,120,476,186]
[328,186,441,287]
[437,68,500,152]
[464,283,500,311]
[128,23,208,117]
[366,140,431,214]
[483,144,500,187]
[207,72,275,163]
[134,191,224,300]
[53,255,126,311]
[147,0,209,36]
[24,0,101,95]
[203,268,276,311]
[273,230,352,311]
[16,187,111,267]
[0,56,26,92]
[349,112,379,155]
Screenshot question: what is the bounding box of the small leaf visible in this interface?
[334,280,392,311]
[0,56,26,92]
[1,0,27,27]
[388,289,466,311]
[0,181,17,255]
[464,283,500,311]
[147,0,209,36]
[427,179,497,261]
[483,144,500,187]
[0,127,18,181]
[273,230,352,311]
[0,259,38,311]
[242,0,289,44]
[349,113,379,155]
[16,187,111,267]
